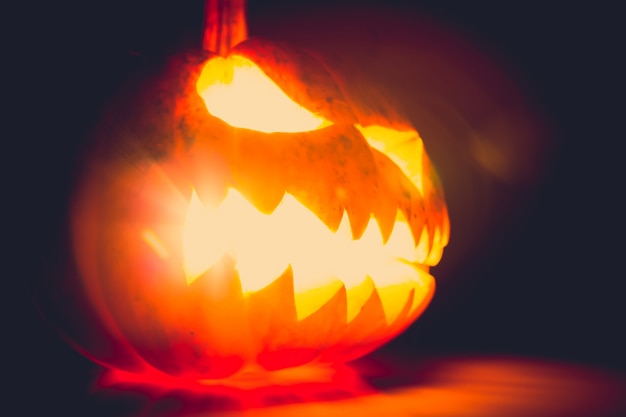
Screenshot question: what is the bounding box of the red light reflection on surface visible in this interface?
[92,355,626,417]
[96,361,375,412]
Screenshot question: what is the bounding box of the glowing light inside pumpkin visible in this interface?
[183,51,446,323]
[183,189,433,320]
[197,55,330,133]
[358,125,449,265]
[357,125,425,191]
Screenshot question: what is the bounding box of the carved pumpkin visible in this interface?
[66,0,449,381]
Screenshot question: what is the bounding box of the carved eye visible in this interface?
[197,55,331,133]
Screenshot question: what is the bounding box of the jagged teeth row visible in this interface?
[185,188,445,295]
[192,184,446,263]
[187,126,447,272]
[187,260,435,328]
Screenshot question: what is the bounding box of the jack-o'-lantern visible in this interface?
[65,0,449,381]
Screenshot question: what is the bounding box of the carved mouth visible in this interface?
[177,52,448,326]
[185,187,432,280]
[193,53,448,270]
[183,185,437,323]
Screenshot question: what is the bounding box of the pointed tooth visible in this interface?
[376,282,414,325]
[346,204,370,240]
[426,221,448,266]
[172,255,249,377]
[392,160,427,248]
[339,281,387,344]
[230,127,290,213]
[245,265,296,313]
[231,142,286,214]
[386,210,416,263]
[370,148,409,243]
[235,179,286,214]
[294,279,344,321]
[296,284,347,351]
[283,182,346,233]
[313,200,345,233]
[335,210,352,239]
[440,206,451,247]
[345,276,375,322]
[335,138,377,237]
[398,195,412,226]
[372,199,396,244]
[426,244,444,266]
[280,285,346,363]
[423,225,440,265]
[246,265,298,354]
[397,192,414,247]
[425,219,436,261]
[414,227,430,265]
[408,198,426,249]
[186,253,238,293]
[409,217,426,250]
[375,213,395,245]
[237,252,290,294]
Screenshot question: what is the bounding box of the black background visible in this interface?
[11,0,624,415]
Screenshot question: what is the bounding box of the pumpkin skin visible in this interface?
[69,37,449,380]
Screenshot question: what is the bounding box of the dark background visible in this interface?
[12,0,624,415]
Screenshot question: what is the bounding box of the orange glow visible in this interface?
[183,188,434,322]
[197,55,330,133]
[63,10,450,379]
[94,356,626,416]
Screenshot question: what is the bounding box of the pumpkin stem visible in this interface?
[203,0,248,54]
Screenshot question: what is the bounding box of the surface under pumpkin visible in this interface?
[69,38,449,380]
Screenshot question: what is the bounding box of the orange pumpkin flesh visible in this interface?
[68,35,448,381]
